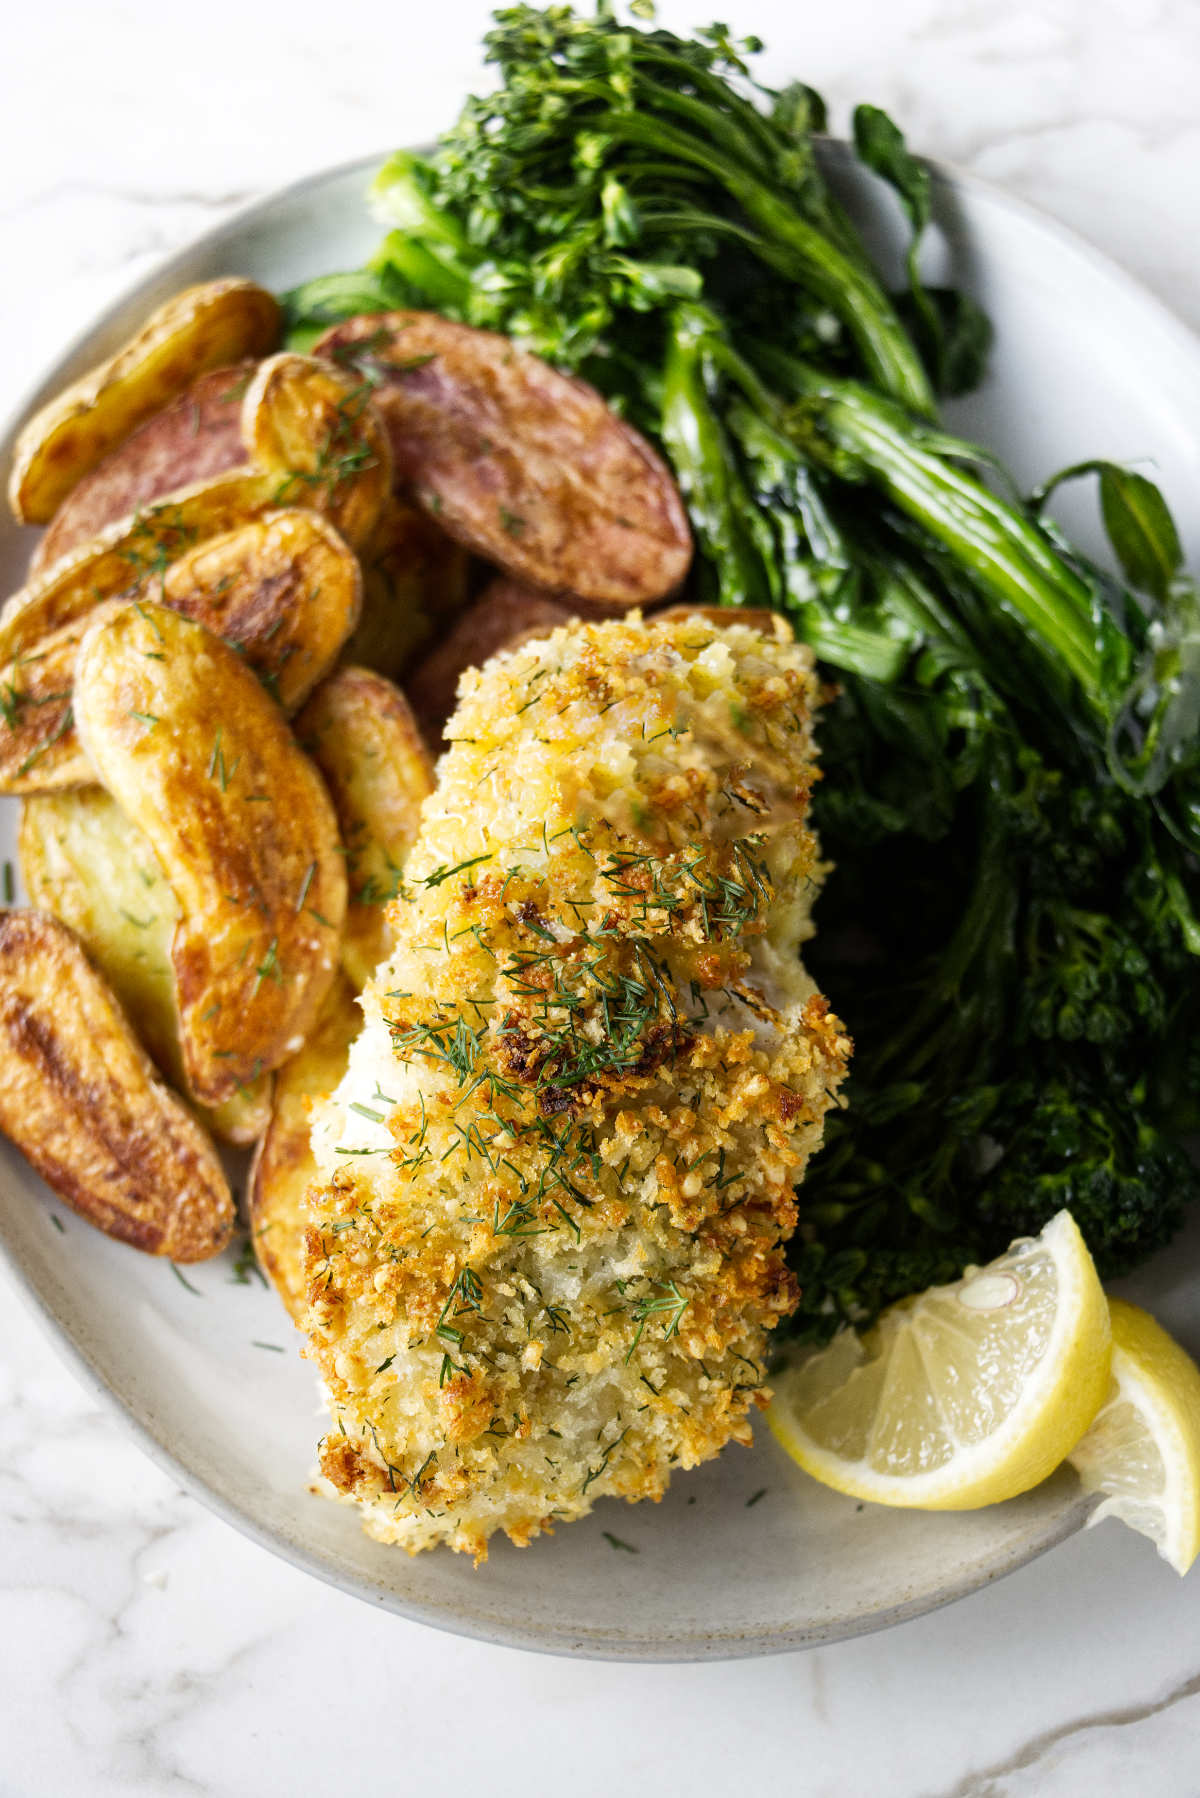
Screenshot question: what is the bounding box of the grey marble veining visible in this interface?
[2,2,1200,1791]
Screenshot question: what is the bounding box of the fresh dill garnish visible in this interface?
[170,1263,202,1296]
[745,1487,768,1508]
[230,1236,267,1287]
[349,1101,385,1124]
[625,1279,689,1363]
[602,1531,639,1553]
[422,853,492,888]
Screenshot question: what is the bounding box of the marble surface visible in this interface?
[3,0,1200,1790]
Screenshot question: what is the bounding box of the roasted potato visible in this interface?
[349,497,471,679]
[295,667,433,989]
[9,279,279,525]
[0,511,360,796]
[315,312,692,605]
[405,577,577,748]
[18,787,272,1145]
[242,353,391,551]
[160,509,362,709]
[0,469,278,665]
[249,974,360,1321]
[0,608,103,792]
[32,361,254,577]
[0,910,234,1259]
[73,602,346,1105]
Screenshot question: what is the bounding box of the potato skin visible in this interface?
[406,577,577,749]
[249,974,360,1321]
[160,509,362,711]
[0,512,360,796]
[0,608,103,793]
[242,353,392,551]
[10,279,279,525]
[350,498,471,680]
[73,602,347,1104]
[0,910,234,1260]
[18,787,272,1146]
[295,666,433,989]
[652,604,791,637]
[314,312,692,606]
[32,361,254,577]
[0,469,278,665]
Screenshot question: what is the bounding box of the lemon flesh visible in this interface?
[767,1210,1111,1509]
[1068,1298,1200,1575]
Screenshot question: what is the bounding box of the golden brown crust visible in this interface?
[9,279,279,525]
[0,469,280,666]
[73,602,346,1104]
[405,577,577,747]
[314,312,692,605]
[160,509,362,710]
[0,512,360,796]
[0,910,234,1259]
[294,667,433,990]
[0,607,111,793]
[32,361,254,576]
[249,974,360,1321]
[652,604,793,637]
[18,786,273,1145]
[303,613,849,1558]
[241,353,392,551]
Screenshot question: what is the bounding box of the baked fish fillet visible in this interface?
[304,612,850,1559]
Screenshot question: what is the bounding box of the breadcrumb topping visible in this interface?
[303,612,850,1560]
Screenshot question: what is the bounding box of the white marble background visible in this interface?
[3,0,1200,1791]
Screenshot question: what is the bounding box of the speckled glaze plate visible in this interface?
[2,149,1199,1661]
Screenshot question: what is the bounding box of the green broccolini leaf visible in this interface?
[852,103,992,396]
[293,2,1200,1340]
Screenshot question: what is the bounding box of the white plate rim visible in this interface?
[5,142,1187,1659]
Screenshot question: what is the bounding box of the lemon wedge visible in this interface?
[1067,1298,1200,1574]
[767,1210,1111,1509]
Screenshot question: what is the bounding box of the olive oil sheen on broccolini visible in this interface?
[287,3,1200,1338]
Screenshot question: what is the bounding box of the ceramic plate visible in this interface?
[1,148,1198,1662]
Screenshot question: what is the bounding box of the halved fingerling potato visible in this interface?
[19,783,179,1080]
[0,608,105,792]
[349,497,471,679]
[0,911,234,1260]
[0,469,278,664]
[242,353,391,550]
[0,512,362,796]
[295,666,433,989]
[18,787,272,1145]
[73,602,347,1105]
[10,279,280,525]
[32,361,255,577]
[406,577,578,748]
[316,311,692,604]
[249,974,360,1321]
[161,509,362,710]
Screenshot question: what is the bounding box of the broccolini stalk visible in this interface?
[285,2,1200,1334]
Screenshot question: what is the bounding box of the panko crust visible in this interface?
[303,612,850,1559]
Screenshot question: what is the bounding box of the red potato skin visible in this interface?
[405,577,578,749]
[32,362,254,576]
[313,312,692,608]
